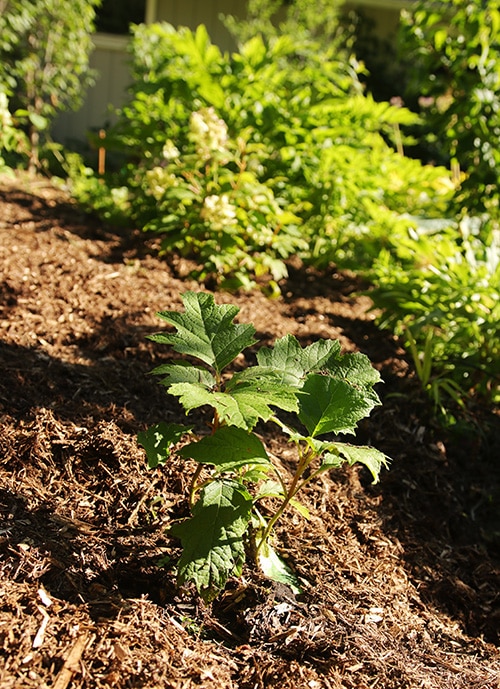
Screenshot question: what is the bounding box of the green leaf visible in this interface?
[170,479,253,601]
[258,541,302,594]
[324,443,390,484]
[297,373,379,437]
[151,361,216,388]
[137,422,192,468]
[255,479,285,500]
[300,338,344,373]
[289,498,311,519]
[256,334,306,385]
[256,334,343,386]
[330,351,382,388]
[168,372,298,430]
[226,368,299,411]
[150,292,257,374]
[28,112,48,130]
[179,426,271,473]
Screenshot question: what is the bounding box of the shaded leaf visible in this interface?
[137,422,192,468]
[170,480,253,601]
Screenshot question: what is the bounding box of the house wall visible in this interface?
[51,0,409,148]
[52,33,131,148]
[155,0,246,51]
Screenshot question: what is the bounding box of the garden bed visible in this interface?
[1,175,499,688]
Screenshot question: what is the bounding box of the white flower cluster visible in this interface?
[0,91,13,129]
[145,166,179,200]
[162,139,180,161]
[201,194,237,230]
[189,107,229,161]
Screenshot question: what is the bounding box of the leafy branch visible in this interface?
[138,291,389,600]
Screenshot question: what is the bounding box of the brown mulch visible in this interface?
[1,173,499,689]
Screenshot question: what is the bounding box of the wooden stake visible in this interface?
[98,129,106,176]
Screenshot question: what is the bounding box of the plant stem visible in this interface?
[255,447,315,557]
[188,464,203,509]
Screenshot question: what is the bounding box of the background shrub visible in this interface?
[86,20,453,289]
[398,0,500,216]
[0,0,100,172]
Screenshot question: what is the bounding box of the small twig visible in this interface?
[53,633,92,689]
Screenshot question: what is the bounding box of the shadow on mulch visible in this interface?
[1,179,499,689]
[281,261,500,645]
[0,336,171,427]
[2,280,498,647]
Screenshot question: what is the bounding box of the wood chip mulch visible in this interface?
[1,174,499,688]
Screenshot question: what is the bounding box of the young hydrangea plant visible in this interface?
[138,291,390,600]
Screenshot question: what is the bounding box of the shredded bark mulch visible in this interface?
[1,174,499,688]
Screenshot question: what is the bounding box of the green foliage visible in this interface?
[399,0,500,214]
[368,216,500,417]
[138,292,389,601]
[131,104,305,289]
[80,20,454,290]
[0,89,29,171]
[222,0,352,54]
[0,0,100,171]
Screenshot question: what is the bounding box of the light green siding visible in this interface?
[53,34,130,146]
[155,0,245,50]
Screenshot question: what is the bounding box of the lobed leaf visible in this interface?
[170,479,253,601]
[297,373,380,437]
[151,361,216,388]
[150,291,257,374]
[256,334,343,386]
[325,443,390,484]
[168,371,298,430]
[256,334,307,385]
[179,426,271,473]
[328,351,382,388]
[137,422,192,468]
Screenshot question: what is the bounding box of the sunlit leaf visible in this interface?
[149,292,257,373]
[179,426,271,473]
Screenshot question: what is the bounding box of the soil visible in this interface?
[1,173,499,689]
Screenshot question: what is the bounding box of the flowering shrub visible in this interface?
[77,22,455,289]
[130,105,305,290]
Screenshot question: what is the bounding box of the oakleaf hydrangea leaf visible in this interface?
[298,373,380,436]
[151,361,216,388]
[256,334,306,386]
[170,479,253,601]
[330,351,382,388]
[256,334,343,385]
[300,338,344,372]
[257,541,302,594]
[179,426,271,473]
[149,291,257,373]
[137,422,192,468]
[168,370,298,430]
[323,443,390,484]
